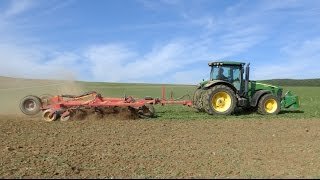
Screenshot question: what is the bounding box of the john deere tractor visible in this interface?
[193,61,299,115]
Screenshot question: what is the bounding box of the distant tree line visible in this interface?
[258,79,320,87]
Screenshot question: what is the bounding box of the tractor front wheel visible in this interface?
[203,85,237,115]
[257,94,280,115]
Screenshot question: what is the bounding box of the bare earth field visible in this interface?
[0,77,319,178]
[1,115,320,179]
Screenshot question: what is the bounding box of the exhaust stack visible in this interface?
[244,63,250,95]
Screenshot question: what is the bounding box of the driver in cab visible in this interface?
[217,68,228,81]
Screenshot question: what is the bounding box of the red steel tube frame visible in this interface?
[41,87,193,111]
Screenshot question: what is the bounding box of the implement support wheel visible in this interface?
[42,109,57,122]
[60,111,72,121]
[19,95,42,115]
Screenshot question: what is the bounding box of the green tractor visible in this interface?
[193,61,300,115]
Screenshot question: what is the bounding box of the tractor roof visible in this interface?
[208,61,245,66]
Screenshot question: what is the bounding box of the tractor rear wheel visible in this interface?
[19,95,42,115]
[257,94,280,115]
[192,89,205,112]
[203,85,237,115]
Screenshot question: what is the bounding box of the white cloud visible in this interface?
[0,26,268,84]
[82,41,204,83]
[32,0,75,17]
[259,0,301,11]
[3,0,36,17]
[1,0,319,85]
[137,0,182,10]
[0,35,243,84]
[281,38,320,59]
[171,69,209,84]
[83,44,137,82]
[252,38,320,80]
[78,30,265,84]
[3,36,318,84]
[0,44,81,80]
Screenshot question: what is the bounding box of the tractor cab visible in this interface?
[209,61,245,91]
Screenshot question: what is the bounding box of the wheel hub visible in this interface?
[264,99,277,113]
[24,100,36,111]
[211,92,231,112]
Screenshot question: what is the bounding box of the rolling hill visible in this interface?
[259,79,320,87]
[1,76,320,87]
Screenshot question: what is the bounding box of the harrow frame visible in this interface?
[19,87,193,121]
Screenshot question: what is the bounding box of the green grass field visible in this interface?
[1,76,319,120]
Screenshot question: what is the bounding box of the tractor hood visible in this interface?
[251,81,282,92]
[255,82,280,89]
[250,81,283,99]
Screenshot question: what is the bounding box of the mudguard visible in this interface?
[250,90,271,107]
[203,80,237,93]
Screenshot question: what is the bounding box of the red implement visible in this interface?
[19,87,193,121]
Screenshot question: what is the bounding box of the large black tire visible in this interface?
[202,85,237,115]
[257,94,280,115]
[192,89,205,112]
[19,95,42,115]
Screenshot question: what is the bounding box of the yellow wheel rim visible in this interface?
[264,99,278,113]
[211,92,232,112]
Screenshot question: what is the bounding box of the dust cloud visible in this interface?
[0,73,139,120]
[0,72,85,115]
[56,80,84,96]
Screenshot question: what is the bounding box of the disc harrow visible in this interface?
[19,89,192,122]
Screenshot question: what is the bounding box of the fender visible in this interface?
[250,90,271,107]
[203,80,238,93]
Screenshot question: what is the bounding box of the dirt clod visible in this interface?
[5,147,14,151]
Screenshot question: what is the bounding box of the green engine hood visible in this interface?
[249,81,282,98]
[254,82,282,91]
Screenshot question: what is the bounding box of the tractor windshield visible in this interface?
[210,65,242,90]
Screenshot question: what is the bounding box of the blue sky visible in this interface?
[0,0,319,84]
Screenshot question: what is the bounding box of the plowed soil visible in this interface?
[1,115,320,178]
